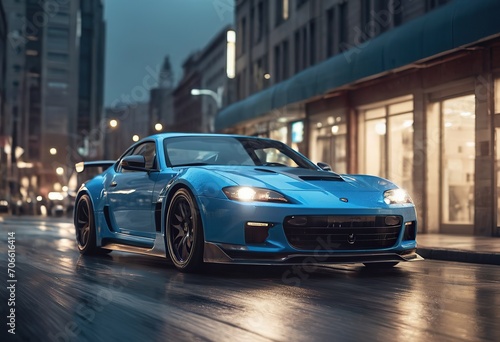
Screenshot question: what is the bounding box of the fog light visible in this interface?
[286,216,308,226]
[247,222,270,227]
[245,222,273,243]
[384,216,401,226]
[403,221,416,240]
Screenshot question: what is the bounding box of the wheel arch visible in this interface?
[73,188,94,223]
[161,181,206,239]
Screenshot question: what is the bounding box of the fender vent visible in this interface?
[103,206,115,231]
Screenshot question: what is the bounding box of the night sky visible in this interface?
[103,0,234,107]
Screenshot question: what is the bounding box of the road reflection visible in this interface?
[2,216,499,341]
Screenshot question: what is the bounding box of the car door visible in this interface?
[107,141,159,237]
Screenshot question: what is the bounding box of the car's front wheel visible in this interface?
[75,194,99,255]
[166,188,204,272]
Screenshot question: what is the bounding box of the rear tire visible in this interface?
[166,188,204,272]
[75,194,98,255]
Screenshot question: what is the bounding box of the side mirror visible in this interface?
[317,162,332,172]
[121,155,147,171]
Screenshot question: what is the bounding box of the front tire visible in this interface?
[75,194,98,255]
[166,188,204,272]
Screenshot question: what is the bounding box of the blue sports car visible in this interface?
[74,133,422,272]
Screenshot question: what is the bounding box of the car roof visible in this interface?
[145,133,276,143]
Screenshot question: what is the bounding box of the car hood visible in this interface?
[210,166,394,202]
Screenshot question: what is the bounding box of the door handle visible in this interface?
[110,181,117,187]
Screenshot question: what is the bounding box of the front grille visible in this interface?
[283,215,402,250]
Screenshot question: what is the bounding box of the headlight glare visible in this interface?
[384,189,413,204]
[223,186,289,203]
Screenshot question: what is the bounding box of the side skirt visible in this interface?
[101,233,167,258]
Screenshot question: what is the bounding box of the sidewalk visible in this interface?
[417,234,500,266]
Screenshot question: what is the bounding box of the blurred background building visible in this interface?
[149,55,175,134]
[0,0,105,212]
[172,25,236,133]
[0,1,8,205]
[104,102,150,160]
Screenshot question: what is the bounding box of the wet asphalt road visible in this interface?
[1,215,499,342]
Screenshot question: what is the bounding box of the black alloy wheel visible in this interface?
[75,194,98,255]
[166,188,204,272]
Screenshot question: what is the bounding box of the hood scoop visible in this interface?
[254,168,278,174]
[299,175,344,181]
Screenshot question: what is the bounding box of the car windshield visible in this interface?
[164,136,317,169]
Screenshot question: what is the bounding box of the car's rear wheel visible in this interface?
[363,262,399,269]
[166,188,204,272]
[75,194,99,255]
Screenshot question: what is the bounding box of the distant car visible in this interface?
[47,192,66,217]
[74,133,421,272]
[0,199,9,214]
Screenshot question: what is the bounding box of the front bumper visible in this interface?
[203,242,423,265]
[199,195,420,265]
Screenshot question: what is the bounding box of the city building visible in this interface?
[1,0,105,210]
[149,55,175,134]
[216,0,500,236]
[77,0,106,160]
[172,25,236,133]
[0,0,8,201]
[104,102,150,160]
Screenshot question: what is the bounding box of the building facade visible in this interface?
[1,0,105,210]
[78,0,106,160]
[104,102,150,160]
[216,0,500,236]
[172,25,236,133]
[149,55,175,133]
[0,1,8,200]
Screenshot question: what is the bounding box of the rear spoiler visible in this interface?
[75,160,116,173]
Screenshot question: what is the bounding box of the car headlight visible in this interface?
[223,186,289,203]
[384,189,413,204]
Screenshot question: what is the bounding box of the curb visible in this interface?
[417,248,500,266]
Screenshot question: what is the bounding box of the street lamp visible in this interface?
[190,86,224,109]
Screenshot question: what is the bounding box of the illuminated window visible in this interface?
[441,95,475,225]
[226,30,236,79]
[360,98,413,192]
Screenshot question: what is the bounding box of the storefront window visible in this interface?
[269,125,287,144]
[361,98,413,187]
[441,94,475,225]
[365,117,386,177]
[309,114,347,173]
[291,121,307,155]
[388,105,414,194]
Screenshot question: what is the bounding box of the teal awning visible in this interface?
[216,0,500,131]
